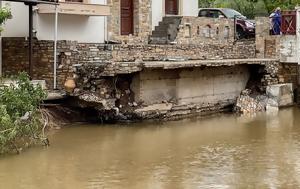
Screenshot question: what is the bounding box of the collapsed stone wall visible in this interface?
[2,37,256,89]
[235,62,297,114]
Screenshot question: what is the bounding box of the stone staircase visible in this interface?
[149,16,182,44]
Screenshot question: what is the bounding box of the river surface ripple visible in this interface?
[1,108,300,189]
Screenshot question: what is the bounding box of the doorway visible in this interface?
[165,0,178,15]
[121,0,134,35]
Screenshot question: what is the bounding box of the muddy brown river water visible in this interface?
[1,108,300,189]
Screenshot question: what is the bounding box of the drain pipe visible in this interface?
[53,2,58,89]
[296,7,300,86]
[104,0,108,44]
[0,1,2,77]
[296,7,300,65]
[233,15,237,42]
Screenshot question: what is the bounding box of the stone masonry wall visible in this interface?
[111,41,256,62]
[107,0,152,44]
[2,38,112,89]
[2,37,256,89]
[255,17,298,63]
[255,17,280,59]
[278,63,298,89]
[175,17,235,44]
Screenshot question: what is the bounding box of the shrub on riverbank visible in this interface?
[0,73,47,154]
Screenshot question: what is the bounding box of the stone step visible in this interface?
[162,16,182,23]
[149,37,168,44]
[150,16,182,44]
[151,31,168,37]
[155,24,170,30]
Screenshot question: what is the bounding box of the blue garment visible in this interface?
[272,11,281,35]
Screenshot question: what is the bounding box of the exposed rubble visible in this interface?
[235,89,266,114]
[235,83,294,115]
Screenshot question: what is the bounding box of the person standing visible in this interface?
[270,7,282,35]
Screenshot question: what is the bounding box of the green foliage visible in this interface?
[199,0,300,18]
[0,73,47,154]
[0,6,11,31]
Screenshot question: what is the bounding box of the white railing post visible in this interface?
[54,4,58,89]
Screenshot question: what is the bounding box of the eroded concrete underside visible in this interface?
[69,58,280,121]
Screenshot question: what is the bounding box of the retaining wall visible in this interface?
[2,37,256,89]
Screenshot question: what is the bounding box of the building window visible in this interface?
[184,24,191,38]
[224,26,230,39]
[203,25,211,38]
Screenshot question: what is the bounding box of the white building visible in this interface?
[1,0,110,43]
[1,0,198,43]
[152,0,199,30]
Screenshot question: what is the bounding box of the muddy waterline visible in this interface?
[1,108,300,189]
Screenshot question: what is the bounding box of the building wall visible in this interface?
[1,38,256,89]
[280,35,298,63]
[132,65,250,106]
[2,38,112,89]
[151,0,199,30]
[181,0,198,17]
[151,0,163,30]
[112,40,255,62]
[175,17,234,44]
[35,14,106,43]
[255,17,298,63]
[108,0,199,42]
[1,2,28,37]
[2,0,107,43]
[107,0,152,43]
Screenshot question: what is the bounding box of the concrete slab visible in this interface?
[266,83,294,107]
[0,79,47,90]
[46,91,67,101]
[141,58,278,70]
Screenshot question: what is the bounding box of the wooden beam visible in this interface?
[38,2,110,16]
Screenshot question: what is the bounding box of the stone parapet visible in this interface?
[255,17,298,63]
[111,41,255,62]
[175,17,235,44]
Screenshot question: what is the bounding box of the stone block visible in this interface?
[266,83,294,107]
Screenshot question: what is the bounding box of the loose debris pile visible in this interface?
[235,83,294,114]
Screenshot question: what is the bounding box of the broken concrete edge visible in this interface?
[72,58,280,81]
[69,91,235,122]
[63,84,294,122]
[56,56,296,123]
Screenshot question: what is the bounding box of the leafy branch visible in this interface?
[0,6,11,31]
[0,73,47,154]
